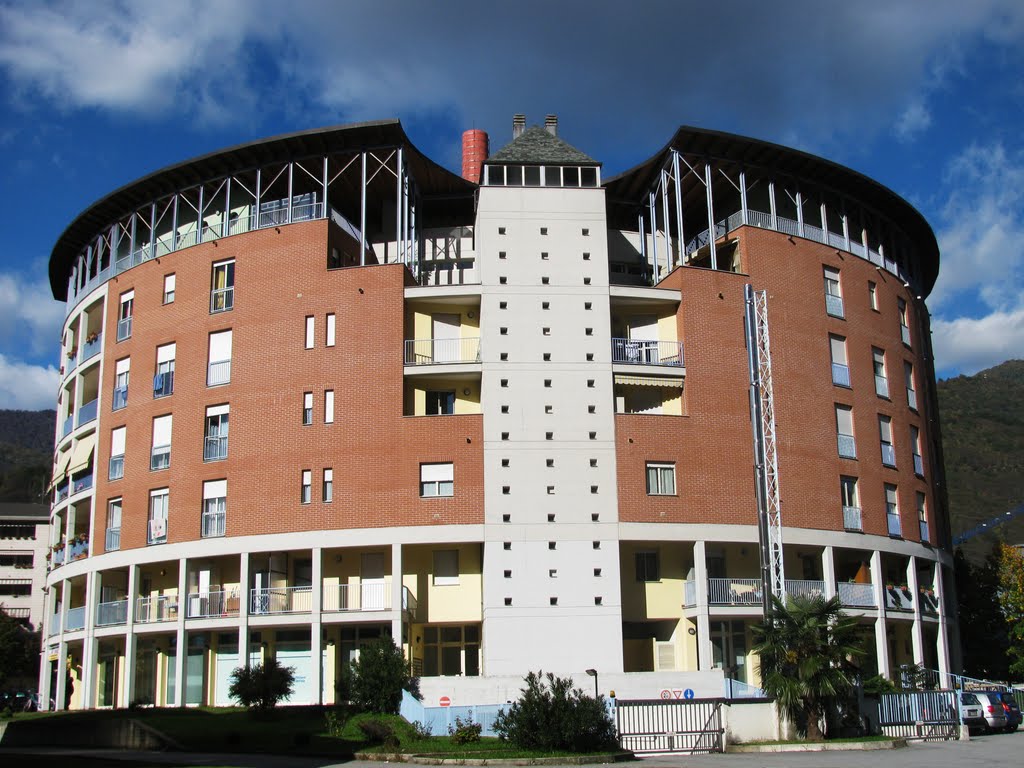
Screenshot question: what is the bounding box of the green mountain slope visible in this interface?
[0,409,55,503]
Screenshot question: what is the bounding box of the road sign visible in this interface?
[684,688,694,699]
[439,695,451,707]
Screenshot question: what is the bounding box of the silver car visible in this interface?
[972,691,1009,733]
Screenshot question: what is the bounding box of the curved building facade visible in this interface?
[42,116,954,709]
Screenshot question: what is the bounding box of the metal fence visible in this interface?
[878,690,959,741]
[615,698,724,754]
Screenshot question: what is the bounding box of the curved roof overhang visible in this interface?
[604,126,940,296]
[49,120,477,299]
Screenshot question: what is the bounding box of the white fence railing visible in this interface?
[708,577,762,606]
[250,586,313,614]
[404,338,480,365]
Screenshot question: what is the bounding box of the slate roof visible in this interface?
[488,126,599,165]
[0,503,48,521]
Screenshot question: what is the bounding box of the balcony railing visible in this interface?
[136,595,176,623]
[875,375,889,398]
[825,293,844,318]
[901,324,911,346]
[683,579,697,607]
[210,287,234,313]
[108,454,124,481]
[80,333,102,362]
[323,580,393,612]
[785,579,826,600]
[708,577,762,606]
[907,389,918,410]
[65,606,86,632]
[207,359,231,386]
[71,474,93,495]
[881,444,896,467]
[112,385,128,411]
[204,436,228,462]
[67,537,89,561]
[919,519,930,543]
[885,585,914,611]
[201,510,225,538]
[54,484,70,504]
[831,363,850,387]
[105,528,121,551]
[52,545,66,566]
[48,612,62,636]
[913,454,924,476]
[153,371,174,398]
[151,445,170,471]
[117,316,132,341]
[843,505,863,531]
[96,599,128,627]
[250,586,313,614]
[77,398,97,427]
[887,512,903,537]
[187,589,239,618]
[611,339,685,367]
[404,338,481,365]
[919,588,939,616]
[60,414,74,440]
[837,582,876,608]
[837,434,857,459]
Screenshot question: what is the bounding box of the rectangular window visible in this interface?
[898,298,911,346]
[426,390,455,416]
[829,334,850,387]
[904,362,917,410]
[211,260,235,313]
[326,313,336,347]
[202,479,226,538]
[154,343,175,398]
[163,274,176,304]
[323,468,333,502]
[151,414,172,470]
[836,404,856,459]
[324,390,334,424]
[433,549,459,586]
[823,266,844,318]
[113,358,129,411]
[868,281,878,310]
[872,348,889,398]
[303,392,313,425]
[301,470,311,504]
[840,476,861,530]
[917,491,929,542]
[207,330,232,386]
[109,426,126,481]
[885,484,901,537]
[879,415,895,467]
[635,551,660,582]
[911,425,924,476]
[204,404,229,461]
[148,489,168,544]
[105,498,122,551]
[420,462,454,497]
[304,316,315,349]
[524,165,541,186]
[645,462,676,495]
[117,291,134,341]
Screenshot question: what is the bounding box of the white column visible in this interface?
[933,561,952,687]
[81,570,100,708]
[173,558,187,706]
[55,638,68,710]
[907,557,924,666]
[122,564,138,708]
[821,546,837,600]
[391,543,404,644]
[311,547,323,704]
[693,541,713,671]
[238,552,250,667]
[870,551,890,679]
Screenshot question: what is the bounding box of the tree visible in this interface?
[996,542,1024,680]
[0,608,40,691]
[342,639,420,714]
[228,657,295,710]
[752,594,865,741]
[955,547,1011,680]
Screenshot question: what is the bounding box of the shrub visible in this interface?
[358,717,399,750]
[228,657,295,710]
[862,673,896,697]
[448,715,482,744]
[494,671,618,753]
[410,719,433,740]
[324,708,349,737]
[344,638,420,714]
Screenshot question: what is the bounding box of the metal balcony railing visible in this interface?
[201,510,225,538]
[323,580,392,612]
[65,606,86,632]
[907,389,918,410]
[151,445,170,471]
[831,363,850,387]
[837,582,876,607]
[207,360,231,386]
[913,454,924,476]
[708,577,762,606]
[825,293,844,318]
[837,434,857,459]
[919,519,930,543]
[112,385,128,411]
[887,512,903,537]
[80,333,102,362]
[108,454,124,481]
[881,444,896,467]
[404,338,481,365]
[136,595,176,623]
[875,375,890,398]
[96,599,128,627]
[785,579,826,600]
[843,505,863,531]
[611,338,685,367]
[78,398,98,427]
[117,317,132,341]
[210,287,234,313]
[105,528,120,551]
[204,436,228,462]
[187,589,239,618]
[250,586,313,614]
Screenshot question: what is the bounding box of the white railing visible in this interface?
[683,579,697,607]
[843,505,863,531]
[207,359,231,386]
[210,286,234,313]
[250,585,313,614]
[96,599,128,627]
[611,339,685,367]
[201,510,225,538]
[887,512,903,537]
[708,577,762,606]
[187,589,239,618]
[825,293,844,318]
[785,579,826,600]
[136,595,176,623]
[204,436,228,462]
[837,582,875,607]
[875,375,890,398]
[65,606,86,632]
[832,363,850,387]
[919,588,939,615]
[837,434,857,459]
[117,316,132,341]
[323,580,392,612]
[105,527,121,551]
[404,338,481,365]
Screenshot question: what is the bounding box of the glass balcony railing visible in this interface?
[108,455,124,481]
[825,293,844,318]
[837,582,875,608]
[78,398,98,427]
[105,528,121,551]
[117,317,132,341]
[95,599,128,627]
[919,519,930,543]
[887,512,903,537]
[611,338,685,367]
[875,375,889,398]
[153,371,174,398]
[831,363,850,387]
[842,505,862,531]
[837,434,857,459]
[65,606,86,632]
[136,595,176,623]
[60,414,74,440]
[913,454,924,476]
[112,385,128,411]
[881,443,896,467]
[80,333,102,362]
[201,510,225,538]
[71,473,93,495]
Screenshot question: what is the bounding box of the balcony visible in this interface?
[837,434,857,459]
[136,595,177,623]
[825,293,844,318]
[708,577,762,606]
[887,512,902,537]
[67,536,89,561]
[80,333,102,363]
[843,505,863,531]
[404,338,481,366]
[884,584,914,612]
[250,586,313,615]
[77,399,98,427]
[210,287,234,314]
[153,371,174,398]
[117,316,132,341]
[48,612,61,636]
[919,588,940,616]
[322,581,392,612]
[65,606,86,632]
[112,385,128,411]
[831,363,851,387]
[204,436,228,462]
[187,589,239,618]
[837,582,876,608]
[611,339,684,367]
[207,360,231,386]
[60,414,74,440]
[54,483,70,505]
[785,579,826,600]
[96,599,128,627]
[105,528,121,551]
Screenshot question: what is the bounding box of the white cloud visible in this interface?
[894,99,932,141]
[931,309,1024,377]
[0,353,59,410]
[0,272,65,357]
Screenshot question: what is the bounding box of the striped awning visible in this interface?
[50,451,72,488]
[614,374,684,388]
[67,434,97,476]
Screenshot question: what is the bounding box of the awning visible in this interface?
[67,434,97,476]
[614,374,684,388]
[50,451,72,488]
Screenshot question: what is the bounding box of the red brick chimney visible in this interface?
[461,129,489,183]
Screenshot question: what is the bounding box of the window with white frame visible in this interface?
[645,462,676,495]
[433,549,459,586]
[829,334,850,386]
[113,357,129,410]
[148,488,168,544]
[326,313,336,347]
[911,425,924,476]
[323,468,333,502]
[885,483,901,536]
[106,498,122,551]
[163,274,176,304]
[117,291,134,341]
[109,426,126,480]
[823,266,843,317]
[836,404,856,458]
[210,259,234,313]
[879,415,895,467]
[202,479,226,538]
[904,362,917,409]
[204,404,228,461]
[872,348,889,398]
[304,316,315,349]
[302,392,313,425]
[325,390,334,424]
[154,343,175,398]
[420,463,454,497]
[151,414,172,470]
[301,470,311,504]
[635,550,660,582]
[207,330,232,386]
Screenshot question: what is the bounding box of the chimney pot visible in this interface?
[512,114,526,139]
[545,114,558,136]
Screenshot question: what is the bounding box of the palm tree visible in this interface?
[752,594,866,741]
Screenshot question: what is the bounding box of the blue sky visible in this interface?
[0,0,1022,409]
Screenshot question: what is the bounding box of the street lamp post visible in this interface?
[585,668,598,699]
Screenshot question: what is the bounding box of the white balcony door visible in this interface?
[361,553,386,610]
[432,313,461,362]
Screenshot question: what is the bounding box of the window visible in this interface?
[904,362,917,410]
[872,348,888,398]
[911,425,924,476]
[917,492,929,542]
[301,470,312,504]
[113,358,129,410]
[823,266,843,318]
[879,415,895,467]
[829,335,850,386]
[325,313,336,347]
[302,392,313,425]
[323,468,333,502]
[202,479,226,538]
[645,462,676,495]
[868,281,878,310]
[304,316,315,349]
[433,549,459,586]
[325,390,335,424]
[885,484,901,536]
[420,463,454,497]
[421,624,480,677]
[840,476,861,530]
[207,330,232,386]
[898,298,911,346]
[154,343,175,398]
[106,498,122,551]
[148,489,168,544]
[117,291,134,341]
[163,274,176,304]
[635,551,660,582]
[211,259,235,313]
[204,405,229,461]
[109,426,125,481]
[151,414,172,470]
[836,404,856,459]
[426,390,455,415]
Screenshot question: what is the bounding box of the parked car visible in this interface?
[987,691,1022,732]
[0,689,38,712]
[960,692,987,731]
[972,691,1009,733]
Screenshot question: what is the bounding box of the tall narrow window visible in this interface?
[207,330,232,386]
[202,480,226,538]
[304,316,315,349]
[154,343,175,398]
[823,266,843,318]
[898,298,911,346]
[911,425,924,476]
[885,484,901,537]
[836,404,856,459]
[109,426,126,481]
[326,313,336,347]
[840,476,861,530]
[829,335,850,387]
[105,498,122,551]
[303,392,313,425]
[324,390,335,424]
[151,414,172,470]
[211,259,235,313]
[879,415,895,467]
[868,281,878,310]
[301,470,312,504]
[917,492,929,542]
[872,348,888,398]
[148,489,168,544]
[323,468,333,502]
[635,551,660,582]
[904,362,917,410]
[117,291,134,341]
[163,274,176,304]
[113,358,129,411]
[204,405,229,461]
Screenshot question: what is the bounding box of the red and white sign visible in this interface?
[439,696,451,707]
